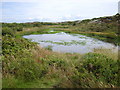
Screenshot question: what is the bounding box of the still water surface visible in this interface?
[23,32,118,54]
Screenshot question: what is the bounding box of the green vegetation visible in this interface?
[40,40,86,46]
[55,13,120,45]
[2,14,119,88]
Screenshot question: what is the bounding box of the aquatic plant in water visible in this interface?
[40,40,86,46]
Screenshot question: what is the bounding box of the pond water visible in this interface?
[23,32,118,54]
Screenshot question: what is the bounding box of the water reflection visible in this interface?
[23,32,118,54]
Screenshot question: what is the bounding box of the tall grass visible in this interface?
[2,14,119,88]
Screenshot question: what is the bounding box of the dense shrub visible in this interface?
[16,59,48,81]
[2,27,15,36]
[2,14,119,88]
[76,53,119,86]
[2,36,35,55]
[15,27,23,31]
[2,36,48,82]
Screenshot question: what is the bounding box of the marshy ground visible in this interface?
[1,14,120,88]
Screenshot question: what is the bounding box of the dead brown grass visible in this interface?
[93,48,118,60]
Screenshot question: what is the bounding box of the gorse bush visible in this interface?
[15,59,48,81]
[15,27,23,31]
[2,36,48,82]
[2,14,119,88]
[76,53,119,86]
[47,57,67,69]
[2,24,23,37]
[2,36,35,55]
[2,27,15,36]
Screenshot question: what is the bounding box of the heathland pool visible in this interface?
[23,32,118,54]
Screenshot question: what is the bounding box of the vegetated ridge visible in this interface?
[1,13,120,88]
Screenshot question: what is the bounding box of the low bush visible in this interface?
[76,53,119,86]
[15,59,48,81]
[2,27,15,36]
[2,36,48,82]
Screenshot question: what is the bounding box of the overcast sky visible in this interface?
[1,0,119,22]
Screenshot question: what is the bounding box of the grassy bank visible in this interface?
[51,13,119,45]
[2,14,120,88]
[2,36,119,88]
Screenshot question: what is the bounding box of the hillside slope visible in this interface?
[2,14,119,88]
